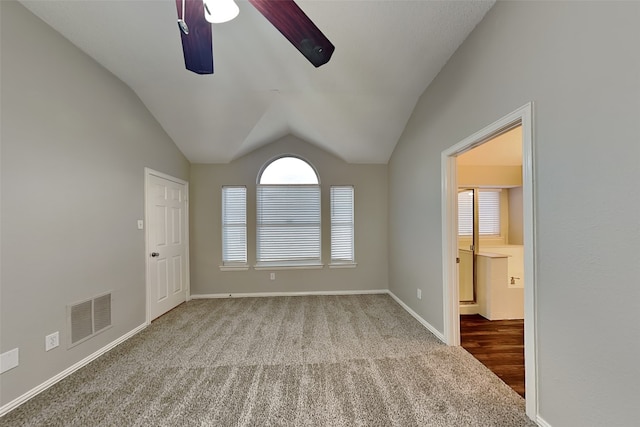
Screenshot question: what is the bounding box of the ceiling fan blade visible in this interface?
[248,0,335,67]
[175,0,214,74]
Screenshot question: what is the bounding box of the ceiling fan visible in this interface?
[175,0,335,74]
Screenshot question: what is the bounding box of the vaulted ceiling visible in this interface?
[20,0,495,164]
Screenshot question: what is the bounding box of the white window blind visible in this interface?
[458,190,501,236]
[331,186,354,263]
[478,190,500,235]
[222,186,247,264]
[256,185,321,264]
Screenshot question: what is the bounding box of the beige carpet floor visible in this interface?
[2,294,536,426]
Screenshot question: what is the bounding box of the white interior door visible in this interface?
[146,170,188,321]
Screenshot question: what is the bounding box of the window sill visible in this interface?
[329,262,357,269]
[220,262,354,271]
[219,264,250,271]
[254,262,324,271]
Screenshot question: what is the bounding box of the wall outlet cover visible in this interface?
[46,331,60,351]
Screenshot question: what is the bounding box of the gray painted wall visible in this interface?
[1,1,190,406]
[190,136,388,295]
[389,1,639,425]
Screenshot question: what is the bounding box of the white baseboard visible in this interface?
[190,289,388,299]
[387,291,446,343]
[0,323,147,417]
[536,416,552,427]
[459,304,479,315]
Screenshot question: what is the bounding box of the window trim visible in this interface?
[220,156,359,272]
[253,262,324,270]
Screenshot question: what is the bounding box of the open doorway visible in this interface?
[456,126,525,397]
[441,103,536,420]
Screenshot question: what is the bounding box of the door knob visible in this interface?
[151,252,160,257]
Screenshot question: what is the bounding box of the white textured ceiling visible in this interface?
[20,0,495,164]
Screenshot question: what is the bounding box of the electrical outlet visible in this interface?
[417,289,422,300]
[46,332,59,351]
[270,273,275,280]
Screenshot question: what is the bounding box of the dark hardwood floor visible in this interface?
[460,314,525,397]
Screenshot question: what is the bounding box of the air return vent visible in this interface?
[68,292,112,347]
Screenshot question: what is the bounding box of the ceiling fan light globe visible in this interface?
[203,0,240,24]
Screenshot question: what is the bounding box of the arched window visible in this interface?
[259,156,319,184]
[257,156,321,265]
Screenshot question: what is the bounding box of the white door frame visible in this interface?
[144,167,190,325]
[441,103,537,419]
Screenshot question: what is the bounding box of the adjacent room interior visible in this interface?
[455,126,526,397]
